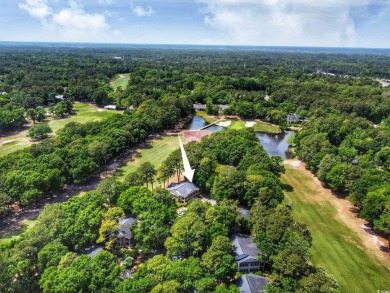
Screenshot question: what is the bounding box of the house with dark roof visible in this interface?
[287,113,300,124]
[236,274,268,293]
[116,217,138,248]
[193,103,206,111]
[217,104,229,112]
[86,246,104,258]
[232,234,263,273]
[167,181,201,202]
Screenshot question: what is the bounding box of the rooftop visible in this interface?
[167,181,199,199]
[239,207,250,218]
[86,245,103,258]
[118,217,138,240]
[236,274,268,293]
[232,234,260,261]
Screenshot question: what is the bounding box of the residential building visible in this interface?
[85,245,103,258]
[236,274,268,293]
[116,217,138,248]
[217,104,229,112]
[167,181,201,202]
[232,234,264,273]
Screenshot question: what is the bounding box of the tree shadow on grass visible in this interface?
[282,183,294,192]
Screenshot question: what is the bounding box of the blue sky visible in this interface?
[0,0,389,47]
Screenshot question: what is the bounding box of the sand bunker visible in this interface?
[216,120,231,127]
[245,121,256,127]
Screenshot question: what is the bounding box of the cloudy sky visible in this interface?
[0,0,389,47]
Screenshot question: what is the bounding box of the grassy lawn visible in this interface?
[48,103,119,133]
[0,103,119,157]
[110,73,130,91]
[225,119,281,133]
[228,120,246,130]
[116,135,179,181]
[252,121,281,133]
[0,218,37,245]
[281,164,390,293]
[196,111,219,124]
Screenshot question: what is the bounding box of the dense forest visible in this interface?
[0,129,338,293]
[0,45,389,292]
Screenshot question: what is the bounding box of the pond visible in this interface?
[185,115,294,159]
[185,115,224,132]
[256,131,294,159]
[184,115,206,130]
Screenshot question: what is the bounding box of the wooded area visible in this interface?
[0,45,389,292]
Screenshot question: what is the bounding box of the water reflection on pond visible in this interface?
[185,115,294,159]
[256,132,294,159]
[184,115,206,130]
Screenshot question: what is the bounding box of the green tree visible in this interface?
[38,243,68,273]
[201,236,236,283]
[139,162,157,189]
[98,177,124,207]
[297,268,339,293]
[27,123,52,140]
[151,280,181,293]
[89,251,121,292]
[26,108,38,124]
[360,184,390,223]
[125,171,144,187]
[88,141,111,166]
[165,212,209,257]
[211,167,245,202]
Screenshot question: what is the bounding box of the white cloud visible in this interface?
[131,5,154,17]
[19,0,52,20]
[196,0,374,46]
[19,0,111,41]
[52,1,110,36]
[98,0,115,4]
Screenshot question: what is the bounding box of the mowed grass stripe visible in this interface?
[116,135,179,181]
[282,165,390,293]
[110,73,130,91]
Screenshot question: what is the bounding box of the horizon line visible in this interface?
[0,40,390,51]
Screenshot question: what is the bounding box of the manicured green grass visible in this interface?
[228,120,246,130]
[281,165,390,293]
[110,73,130,91]
[196,111,219,123]
[224,119,281,133]
[48,103,119,134]
[252,121,281,133]
[0,218,37,245]
[0,103,119,157]
[116,135,180,181]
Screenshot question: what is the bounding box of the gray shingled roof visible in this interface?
[87,246,103,258]
[239,207,250,218]
[167,182,199,198]
[232,234,260,263]
[236,274,268,293]
[118,217,138,239]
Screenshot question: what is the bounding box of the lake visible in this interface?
[184,115,207,130]
[185,115,294,159]
[256,132,294,159]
